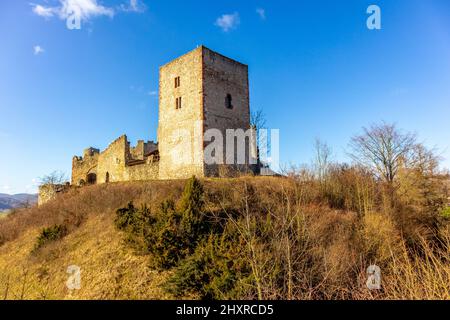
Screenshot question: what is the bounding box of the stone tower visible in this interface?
[157,46,252,179]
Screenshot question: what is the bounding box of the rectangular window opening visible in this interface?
[175,96,182,109]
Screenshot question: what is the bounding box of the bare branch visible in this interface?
[39,171,68,186]
[348,122,418,184]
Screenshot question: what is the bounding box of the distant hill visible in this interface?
[0,193,37,211]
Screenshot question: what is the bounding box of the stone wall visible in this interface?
[74,135,160,185]
[127,160,159,181]
[130,140,158,160]
[72,149,99,186]
[97,135,129,184]
[38,184,70,206]
[202,47,253,176]
[158,47,205,179]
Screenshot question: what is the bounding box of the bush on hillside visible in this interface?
[115,176,211,269]
[114,201,155,251]
[33,224,67,251]
[165,225,253,299]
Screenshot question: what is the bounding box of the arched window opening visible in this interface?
[87,173,97,185]
[105,172,110,183]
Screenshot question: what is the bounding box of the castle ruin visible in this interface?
[70,46,258,187]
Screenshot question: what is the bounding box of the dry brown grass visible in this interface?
[0,212,172,300]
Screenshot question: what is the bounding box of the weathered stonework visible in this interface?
[158,47,205,179]
[38,184,70,206]
[72,147,99,185]
[67,46,258,194]
[202,47,254,176]
[72,135,159,186]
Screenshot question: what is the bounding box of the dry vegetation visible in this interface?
[0,174,448,300]
[0,123,449,300]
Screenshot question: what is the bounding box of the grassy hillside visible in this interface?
[0,176,448,300]
[0,185,175,299]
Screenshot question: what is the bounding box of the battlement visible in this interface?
[130,140,158,161]
[84,147,100,158]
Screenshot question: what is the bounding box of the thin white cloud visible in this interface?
[256,8,266,20]
[148,90,157,96]
[215,12,240,32]
[2,185,12,193]
[32,4,56,18]
[31,0,115,25]
[59,0,114,20]
[33,45,45,55]
[120,0,146,13]
[25,178,39,194]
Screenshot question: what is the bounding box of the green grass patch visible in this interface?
[441,206,450,219]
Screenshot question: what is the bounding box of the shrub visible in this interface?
[146,199,184,269]
[113,176,256,298]
[165,226,253,299]
[147,176,209,269]
[33,224,67,251]
[114,201,155,251]
[178,176,208,250]
[115,176,210,269]
[115,202,138,230]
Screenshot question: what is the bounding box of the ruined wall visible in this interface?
[38,184,70,206]
[71,148,99,186]
[97,135,129,184]
[72,136,160,185]
[130,140,158,160]
[158,47,205,179]
[202,47,253,176]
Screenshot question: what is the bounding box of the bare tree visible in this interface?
[313,138,332,181]
[348,122,417,184]
[410,143,441,175]
[250,108,267,132]
[39,171,68,186]
[250,108,269,162]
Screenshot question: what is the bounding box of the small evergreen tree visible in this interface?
[179,176,206,250]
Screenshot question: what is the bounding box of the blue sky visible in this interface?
[1,0,450,194]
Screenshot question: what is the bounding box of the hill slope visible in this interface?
[0,177,448,300]
[0,180,186,300]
